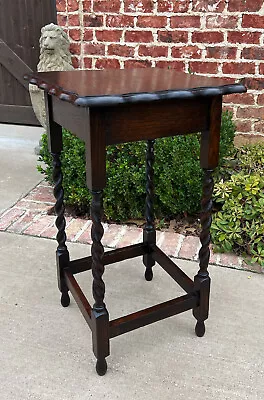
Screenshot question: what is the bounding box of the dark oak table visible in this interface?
[25,69,246,375]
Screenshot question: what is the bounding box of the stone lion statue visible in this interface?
[29,23,74,129]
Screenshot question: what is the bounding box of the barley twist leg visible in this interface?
[193,169,213,337]
[143,139,156,281]
[90,190,109,375]
[52,152,70,307]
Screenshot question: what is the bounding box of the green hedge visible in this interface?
[37,110,236,221]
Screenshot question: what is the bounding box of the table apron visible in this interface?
[103,97,210,145]
[51,96,211,144]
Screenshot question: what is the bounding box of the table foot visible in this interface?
[145,268,153,281]
[96,358,107,376]
[61,292,70,307]
[195,321,205,337]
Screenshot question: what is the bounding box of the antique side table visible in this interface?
[25,69,246,375]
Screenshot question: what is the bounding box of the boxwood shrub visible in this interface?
[211,144,264,266]
[37,110,236,221]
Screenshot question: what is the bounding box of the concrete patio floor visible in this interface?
[1,232,263,399]
[0,124,263,399]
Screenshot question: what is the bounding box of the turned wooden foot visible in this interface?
[144,268,153,281]
[96,358,107,376]
[195,321,205,337]
[61,292,70,307]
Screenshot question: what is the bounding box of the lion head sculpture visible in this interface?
[37,23,74,72]
[29,23,74,130]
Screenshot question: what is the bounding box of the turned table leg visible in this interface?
[90,190,110,375]
[193,168,214,336]
[143,139,156,281]
[52,152,70,308]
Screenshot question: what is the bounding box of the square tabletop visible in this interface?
[25,68,246,107]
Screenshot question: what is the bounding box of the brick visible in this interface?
[237,107,264,120]
[192,31,224,44]
[24,186,54,204]
[242,15,264,29]
[257,93,264,105]
[83,0,92,12]
[214,76,235,84]
[106,15,134,28]
[69,28,81,41]
[158,30,188,43]
[83,43,105,55]
[240,77,264,90]
[157,0,189,12]
[206,15,238,29]
[124,0,154,13]
[189,61,218,74]
[170,16,200,29]
[71,56,80,68]
[222,62,255,75]
[83,57,92,68]
[254,121,264,133]
[124,59,152,68]
[260,64,264,75]
[40,224,57,239]
[206,46,237,60]
[96,30,122,42]
[172,45,201,59]
[108,44,135,57]
[116,227,142,248]
[159,232,184,257]
[83,14,103,27]
[101,224,124,247]
[223,105,235,114]
[155,60,185,71]
[193,0,225,12]
[70,43,81,55]
[68,0,79,12]
[156,231,164,247]
[178,236,200,260]
[68,14,80,26]
[23,215,56,236]
[242,47,264,60]
[93,0,120,12]
[218,253,242,269]
[14,200,52,212]
[138,45,168,58]
[209,246,220,265]
[95,58,121,69]
[125,30,153,43]
[83,29,93,41]
[223,93,255,105]
[241,260,263,274]
[77,222,93,244]
[228,31,261,45]
[8,211,40,233]
[56,0,66,12]
[41,217,72,239]
[137,16,167,28]
[235,120,252,133]
[57,14,67,26]
[0,208,25,230]
[228,0,263,12]
[65,218,88,241]
[235,133,264,146]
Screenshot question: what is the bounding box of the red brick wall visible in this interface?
[56,0,264,138]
